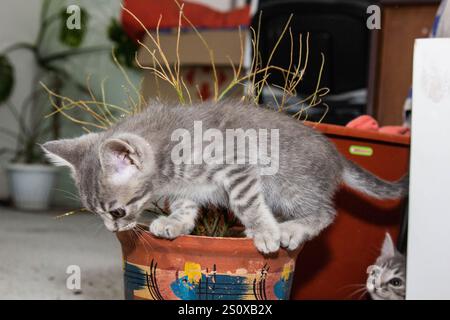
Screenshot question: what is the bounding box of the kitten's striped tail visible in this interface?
[341,157,409,200]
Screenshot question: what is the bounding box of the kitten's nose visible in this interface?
[110,209,126,219]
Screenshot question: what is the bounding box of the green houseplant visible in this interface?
[0,0,107,210]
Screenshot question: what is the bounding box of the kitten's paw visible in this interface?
[279,222,308,251]
[149,216,186,239]
[246,227,281,254]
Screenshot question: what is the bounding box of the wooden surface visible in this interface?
[368,2,439,126]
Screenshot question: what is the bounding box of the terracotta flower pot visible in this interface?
[117,226,302,300]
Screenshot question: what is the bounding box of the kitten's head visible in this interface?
[42,132,156,232]
[366,233,406,300]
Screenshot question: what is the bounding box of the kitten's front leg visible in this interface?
[149,199,199,239]
[223,167,281,254]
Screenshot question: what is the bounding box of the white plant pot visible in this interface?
[6,163,58,211]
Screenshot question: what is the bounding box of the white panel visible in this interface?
[407,38,450,299]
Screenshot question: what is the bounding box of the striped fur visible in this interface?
[41,100,408,254]
[366,233,406,300]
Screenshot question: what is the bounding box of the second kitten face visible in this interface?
[42,132,156,232]
[366,233,406,300]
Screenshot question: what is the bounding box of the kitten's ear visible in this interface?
[99,133,152,184]
[381,232,396,258]
[41,133,98,171]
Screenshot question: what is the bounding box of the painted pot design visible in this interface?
[117,227,302,300]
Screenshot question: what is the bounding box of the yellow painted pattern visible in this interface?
[184,262,202,283]
[281,261,294,281]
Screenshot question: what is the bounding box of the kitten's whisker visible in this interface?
[338,283,366,292]
[348,287,368,299]
[131,228,152,255]
[53,188,80,199]
[129,229,139,249]
[134,225,154,252]
[357,288,368,300]
[62,195,81,202]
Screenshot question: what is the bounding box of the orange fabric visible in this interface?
[121,0,251,41]
[346,115,410,136]
[346,115,379,131]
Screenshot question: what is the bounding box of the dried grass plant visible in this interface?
[43,2,329,131]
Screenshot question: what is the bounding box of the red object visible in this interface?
[346,115,410,136]
[379,126,410,135]
[121,0,251,41]
[291,122,410,299]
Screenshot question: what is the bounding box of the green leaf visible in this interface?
[59,6,89,48]
[107,18,139,68]
[0,55,14,104]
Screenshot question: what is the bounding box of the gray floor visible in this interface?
[0,206,124,299]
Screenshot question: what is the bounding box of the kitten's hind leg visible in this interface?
[279,207,335,251]
[223,166,281,254]
[149,199,199,239]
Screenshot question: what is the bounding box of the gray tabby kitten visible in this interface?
[366,233,406,300]
[42,101,408,254]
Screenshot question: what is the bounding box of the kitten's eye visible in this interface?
[109,208,126,219]
[389,278,402,287]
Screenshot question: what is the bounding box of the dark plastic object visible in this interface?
[253,0,372,124]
